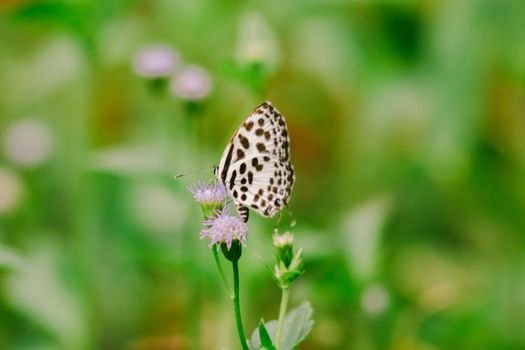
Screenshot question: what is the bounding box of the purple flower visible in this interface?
[170,65,212,100]
[133,45,180,78]
[188,181,227,205]
[200,210,248,249]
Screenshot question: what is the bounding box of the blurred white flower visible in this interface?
[133,45,181,78]
[170,65,212,101]
[3,118,55,168]
[0,167,23,215]
[361,283,390,316]
[235,12,280,69]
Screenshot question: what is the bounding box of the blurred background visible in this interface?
[1,0,525,349]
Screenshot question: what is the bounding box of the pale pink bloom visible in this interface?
[170,65,212,100]
[133,45,180,78]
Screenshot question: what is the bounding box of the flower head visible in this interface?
[170,65,212,101]
[188,181,227,205]
[200,210,248,250]
[133,45,180,78]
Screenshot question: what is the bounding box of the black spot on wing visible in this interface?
[220,144,234,183]
[229,170,237,190]
[236,149,245,159]
[239,134,250,149]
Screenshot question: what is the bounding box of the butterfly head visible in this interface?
[212,165,218,176]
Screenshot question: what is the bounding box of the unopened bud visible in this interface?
[273,232,303,288]
[273,231,294,267]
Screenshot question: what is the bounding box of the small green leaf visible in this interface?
[280,302,314,350]
[250,320,277,349]
[259,320,277,350]
[250,302,313,350]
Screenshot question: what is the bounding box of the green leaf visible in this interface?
[280,271,303,284]
[259,320,277,350]
[250,302,313,350]
[280,302,314,350]
[250,320,277,350]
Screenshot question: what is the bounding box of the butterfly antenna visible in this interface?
[174,166,213,179]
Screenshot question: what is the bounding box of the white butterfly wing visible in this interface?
[227,157,294,217]
[217,101,295,220]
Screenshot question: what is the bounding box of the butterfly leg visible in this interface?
[274,211,282,234]
[286,205,296,228]
[236,204,249,223]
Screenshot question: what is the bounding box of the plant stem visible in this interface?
[232,259,249,350]
[212,245,233,298]
[276,287,290,349]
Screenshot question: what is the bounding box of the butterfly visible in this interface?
[214,101,295,222]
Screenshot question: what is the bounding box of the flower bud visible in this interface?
[273,232,303,288]
[273,231,294,268]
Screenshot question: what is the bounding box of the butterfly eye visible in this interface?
[213,165,218,175]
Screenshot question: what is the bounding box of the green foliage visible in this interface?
[257,320,277,350]
[251,302,313,350]
[1,0,525,349]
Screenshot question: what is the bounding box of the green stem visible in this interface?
[232,260,249,350]
[276,287,290,349]
[212,245,233,298]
